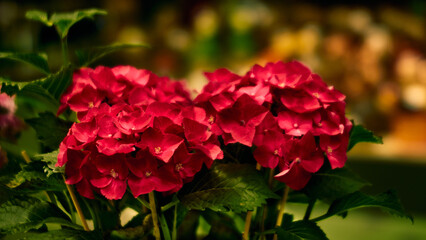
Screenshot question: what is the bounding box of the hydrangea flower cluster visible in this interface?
[195,61,352,190]
[57,66,223,199]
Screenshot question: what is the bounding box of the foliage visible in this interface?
[179,163,278,213]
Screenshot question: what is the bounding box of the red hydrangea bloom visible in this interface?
[58,66,222,200]
[197,60,351,190]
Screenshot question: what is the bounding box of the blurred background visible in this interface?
[0,0,425,239]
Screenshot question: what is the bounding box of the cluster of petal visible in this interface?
[196,61,352,190]
[57,66,222,200]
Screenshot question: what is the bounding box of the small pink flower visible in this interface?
[137,128,183,163]
[277,111,313,136]
[216,94,268,146]
[275,132,324,190]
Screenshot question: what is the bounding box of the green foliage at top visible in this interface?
[179,163,279,213]
[0,52,50,75]
[348,124,383,151]
[26,9,107,39]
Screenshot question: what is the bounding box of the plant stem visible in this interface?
[21,150,31,164]
[149,191,161,240]
[161,198,179,212]
[172,204,178,240]
[159,212,172,240]
[242,211,253,240]
[273,185,289,240]
[310,214,330,222]
[137,196,151,210]
[303,198,316,221]
[63,190,76,223]
[63,175,90,231]
[260,168,275,239]
[242,163,262,239]
[82,198,99,230]
[61,37,69,65]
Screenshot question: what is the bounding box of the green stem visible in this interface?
[161,198,179,212]
[159,212,172,240]
[311,214,330,222]
[63,190,76,223]
[273,185,289,240]
[259,168,275,240]
[137,196,151,210]
[172,204,178,240]
[82,198,99,230]
[61,37,69,65]
[149,192,161,240]
[303,199,316,221]
[46,191,57,205]
[242,211,253,240]
[64,175,90,231]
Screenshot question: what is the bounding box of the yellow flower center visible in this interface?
[110,169,118,178]
[154,147,162,154]
[175,163,184,171]
[208,115,215,124]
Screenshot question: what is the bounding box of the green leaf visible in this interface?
[303,167,370,202]
[6,163,46,188]
[26,112,73,150]
[2,67,71,115]
[50,9,107,39]
[314,190,413,222]
[2,229,102,240]
[17,83,59,116]
[178,163,279,213]
[0,78,27,95]
[25,10,52,26]
[33,150,63,177]
[0,197,72,234]
[4,158,65,192]
[39,66,73,100]
[26,9,107,39]
[201,210,241,240]
[275,220,329,240]
[75,43,149,67]
[347,124,383,151]
[0,52,50,75]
